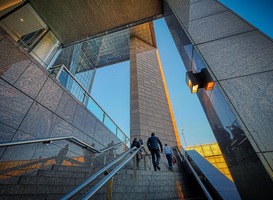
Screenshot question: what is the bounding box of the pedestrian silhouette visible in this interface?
[131,138,141,167]
[163,143,173,171]
[55,144,69,165]
[147,132,163,171]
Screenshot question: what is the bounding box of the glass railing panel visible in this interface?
[103,115,117,136]
[86,97,104,122]
[48,64,130,147]
[0,138,113,181]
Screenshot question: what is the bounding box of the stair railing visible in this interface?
[173,146,213,200]
[0,136,123,154]
[61,146,143,200]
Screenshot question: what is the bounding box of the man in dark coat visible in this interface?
[147,132,163,171]
[131,138,141,166]
[131,138,141,149]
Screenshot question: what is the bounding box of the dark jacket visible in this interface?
[147,136,163,151]
[131,140,141,149]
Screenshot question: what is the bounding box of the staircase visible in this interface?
[0,151,206,200]
[108,151,206,200]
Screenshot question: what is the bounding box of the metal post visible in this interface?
[181,129,188,147]
[106,177,113,200]
[56,64,64,80]
[144,154,147,171]
[82,92,86,104]
[133,155,137,179]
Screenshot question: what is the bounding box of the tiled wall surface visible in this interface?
[130,37,178,147]
[166,0,273,198]
[0,27,122,178]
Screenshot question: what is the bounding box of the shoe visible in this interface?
[154,169,157,171]
[157,165,160,170]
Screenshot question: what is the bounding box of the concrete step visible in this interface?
[111,191,183,200]
[112,184,178,193]
[51,165,93,173]
[19,175,85,186]
[0,153,206,200]
[0,184,63,194]
[0,194,47,200]
[37,169,91,179]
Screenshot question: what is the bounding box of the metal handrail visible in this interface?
[173,146,213,200]
[0,136,101,154]
[98,142,123,154]
[81,147,144,200]
[61,147,140,200]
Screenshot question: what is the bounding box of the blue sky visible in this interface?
[91,0,273,147]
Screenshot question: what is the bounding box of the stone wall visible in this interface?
[0,27,122,178]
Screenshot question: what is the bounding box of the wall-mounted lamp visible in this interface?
[42,140,52,145]
[185,68,214,93]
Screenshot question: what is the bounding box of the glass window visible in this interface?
[30,31,60,67]
[0,4,47,50]
[192,47,206,73]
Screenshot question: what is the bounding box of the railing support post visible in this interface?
[133,155,137,179]
[106,177,113,200]
[144,154,147,171]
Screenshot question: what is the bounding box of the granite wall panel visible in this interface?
[3,131,38,161]
[72,127,88,142]
[0,122,16,143]
[198,31,273,80]
[19,102,56,138]
[55,92,77,124]
[1,143,38,161]
[73,104,87,132]
[167,0,227,23]
[0,79,33,129]
[50,117,73,137]
[220,72,273,152]
[36,77,64,112]
[184,11,254,44]
[83,114,96,137]
[0,38,31,84]
[14,63,47,99]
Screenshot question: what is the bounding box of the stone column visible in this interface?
[130,37,181,148]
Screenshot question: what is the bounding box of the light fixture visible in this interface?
[43,140,52,145]
[20,18,24,22]
[185,68,214,93]
[186,71,199,93]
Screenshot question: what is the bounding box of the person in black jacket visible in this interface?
[131,138,141,166]
[147,132,163,171]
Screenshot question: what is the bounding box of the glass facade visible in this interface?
[185,142,233,181]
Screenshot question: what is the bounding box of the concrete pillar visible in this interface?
[130,37,181,148]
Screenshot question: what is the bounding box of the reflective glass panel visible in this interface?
[30,31,60,67]
[1,4,47,50]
